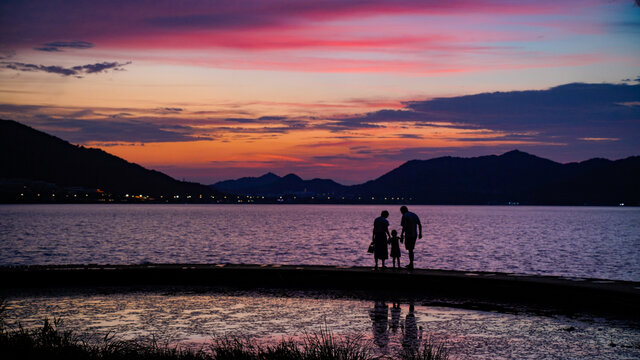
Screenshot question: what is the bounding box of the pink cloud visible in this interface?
[2,0,620,78]
[1,0,605,48]
[134,50,604,74]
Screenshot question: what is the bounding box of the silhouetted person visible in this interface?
[390,302,401,333]
[372,210,390,269]
[400,206,422,269]
[388,229,402,268]
[369,301,389,349]
[402,303,421,352]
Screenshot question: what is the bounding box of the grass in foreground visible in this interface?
[0,317,449,360]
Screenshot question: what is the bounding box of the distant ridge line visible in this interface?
[211,149,640,205]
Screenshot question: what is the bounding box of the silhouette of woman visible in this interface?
[372,210,391,269]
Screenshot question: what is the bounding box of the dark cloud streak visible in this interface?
[34,40,94,52]
[1,61,131,77]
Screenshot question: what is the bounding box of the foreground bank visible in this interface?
[1,264,638,317]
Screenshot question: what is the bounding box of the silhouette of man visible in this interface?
[400,206,422,269]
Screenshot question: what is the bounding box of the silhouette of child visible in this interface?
[388,229,402,268]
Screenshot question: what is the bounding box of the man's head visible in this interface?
[381,210,389,218]
[400,206,408,214]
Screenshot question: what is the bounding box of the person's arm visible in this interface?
[418,217,422,239]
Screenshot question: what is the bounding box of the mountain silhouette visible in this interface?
[211,172,346,196]
[215,150,639,205]
[212,172,282,193]
[348,150,639,204]
[0,119,219,199]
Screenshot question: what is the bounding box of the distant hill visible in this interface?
[348,150,640,205]
[213,150,640,205]
[0,119,219,198]
[211,172,347,197]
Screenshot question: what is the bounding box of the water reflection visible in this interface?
[369,301,424,353]
[390,302,401,333]
[4,289,639,359]
[402,303,422,352]
[369,301,389,349]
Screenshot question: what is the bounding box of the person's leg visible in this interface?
[405,236,416,269]
[375,257,379,269]
[382,259,386,268]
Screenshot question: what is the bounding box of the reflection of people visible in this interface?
[402,303,420,351]
[369,301,389,349]
[400,206,422,270]
[372,210,391,269]
[389,302,401,333]
[388,229,401,268]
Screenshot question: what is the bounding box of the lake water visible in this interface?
[2,204,639,359]
[1,204,639,281]
[2,287,639,359]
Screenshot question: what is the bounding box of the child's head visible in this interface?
[391,229,397,236]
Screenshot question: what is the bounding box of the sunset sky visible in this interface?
[1,0,639,184]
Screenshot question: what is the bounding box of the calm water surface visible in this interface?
[1,204,639,281]
[3,288,639,360]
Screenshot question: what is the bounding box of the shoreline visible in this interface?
[1,264,638,318]
[1,202,638,206]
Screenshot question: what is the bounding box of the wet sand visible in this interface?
[1,263,638,317]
